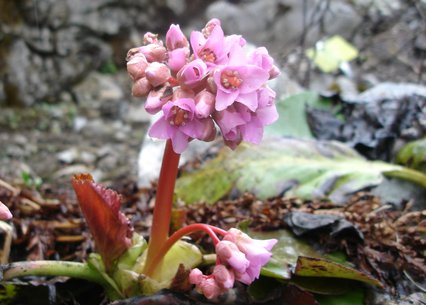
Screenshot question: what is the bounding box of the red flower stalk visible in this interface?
[72,174,133,270]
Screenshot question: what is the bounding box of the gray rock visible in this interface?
[0,0,186,106]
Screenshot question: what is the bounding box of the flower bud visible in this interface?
[0,201,12,220]
[145,85,172,114]
[145,62,171,87]
[132,77,152,97]
[138,44,167,63]
[198,118,216,142]
[202,18,221,38]
[213,265,235,289]
[269,65,280,79]
[143,32,163,46]
[216,240,249,274]
[172,87,194,100]
[127,54,148,81]
[166,24,189,50]
[177,59,208,88]
[195,90,215,118]
[168,48,189,73]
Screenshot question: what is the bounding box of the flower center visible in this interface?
[169,106,189,126]
[199,48,216,63]
[221,70,242,89]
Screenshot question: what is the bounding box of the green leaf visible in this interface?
[265,92,340,139]
[136,240,203,295]
[0,284,17,304]
[316,287,365,305]
[294,256,382,287]
[306,36,359,73]
[396,137,426,173]
[175,138,426,204]
[265,92,315,138]
[251,230,319,280]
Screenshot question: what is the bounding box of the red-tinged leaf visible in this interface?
[72,173,133,270]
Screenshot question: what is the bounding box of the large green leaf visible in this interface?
[396,137,426,173]
[265,92,341,138]
[294,256,382,287]
[175,138,426,204]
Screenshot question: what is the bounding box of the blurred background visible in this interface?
[0,0,425,187]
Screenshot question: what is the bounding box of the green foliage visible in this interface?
[99,60,118,75]
[21,171,43,189]
[0,284,17,305]
[316,287,365,305]
[396,137,426,173]
[175,138,426,204]
[265,92,342,139]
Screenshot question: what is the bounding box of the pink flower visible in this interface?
[190,21,228,67]
[166,24,190,73]
[248,47,280,80]
[177,59,208,89]
[213,105,246,149]
[166,24,188,50]
[216,240,250,273]
[0,201,12,220]
[214,86,278,148]
[213,45,269,111]
[222,228,277,285]
[148,98,216,153]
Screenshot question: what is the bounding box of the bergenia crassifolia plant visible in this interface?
[1,19,279,301]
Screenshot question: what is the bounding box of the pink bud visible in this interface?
[216,240,249,274]
[213,265,235,289]
[206,76,217,94]
[168,48,190,73]
[138,44,167,63]
[269,65,280,79]
[198,118,216,142]
[172,87,194,100]
[145,62,171,87]
[200,278,222,300]
[145,85,172,114]
[195,90,215,118]
[177,59,208,88]
[132,77,152,97]
[127,54,149,81]
[166,24,189,50]
[189,268,204,285]
[0,201,12,220]
[202,18,221,38]
[143,32,163,46]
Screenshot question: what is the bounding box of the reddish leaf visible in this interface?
[72,174,133,270]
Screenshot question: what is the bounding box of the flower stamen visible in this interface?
[199,48,217,63]
[221,70,242,89]
[169,106,189,126]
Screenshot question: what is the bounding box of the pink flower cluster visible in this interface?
[127,19,279,153]
[189,228,277,299]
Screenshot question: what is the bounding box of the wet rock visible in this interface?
[0,0,187,106]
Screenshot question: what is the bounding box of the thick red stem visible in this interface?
[144,224,226,276]
[143,140,180,276]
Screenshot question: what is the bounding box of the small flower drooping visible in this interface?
[189,228,277,299]
[126,19,279,153]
